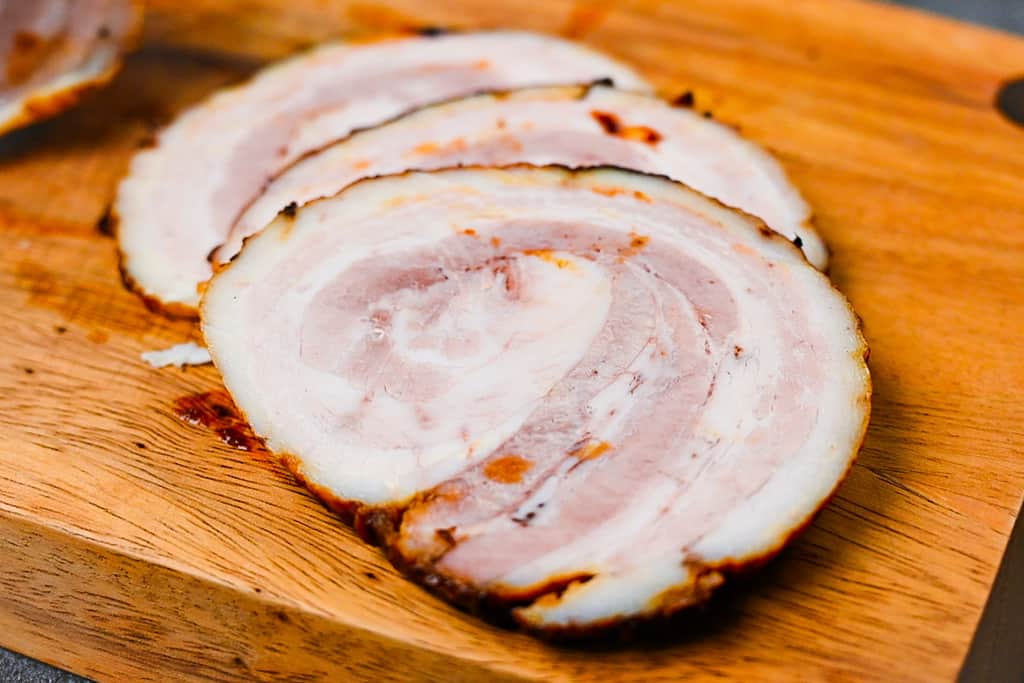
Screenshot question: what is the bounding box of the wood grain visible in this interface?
[1,0,1023,680]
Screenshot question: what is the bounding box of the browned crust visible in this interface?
[0,0,145,137]
[201,164,871,639]
[123,29,602,311]
[217,82,602,255]
[218,81,820,267]
[108,206,201,319]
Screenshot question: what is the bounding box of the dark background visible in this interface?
[2,1,1021,681]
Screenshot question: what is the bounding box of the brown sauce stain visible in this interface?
[590,110,662,145]
[412,141,439,155]
[523,248,574,270]
[483,454,533,484]
[461,228,477,237]
[591,186,625,198]
[629,234,650,249]
[592,187,652,204]
[490,236,502,247]
[173,390,263,452]
[618,232,650,259]
[569,440,613,461]
[7,31,66,85]
[732,242,758,257]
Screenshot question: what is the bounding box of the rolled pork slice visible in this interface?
[0,0,142,136]
[222,84,826,269]
[114,31,650,316]
[201,166,870,634]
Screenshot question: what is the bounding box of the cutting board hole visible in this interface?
[995,77,1024,127]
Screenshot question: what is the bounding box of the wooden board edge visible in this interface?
[959,497,1024,682]
[0,510,527,683]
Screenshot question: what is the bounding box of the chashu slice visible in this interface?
[114,31,650,316]
[201,166,870,634]
[220,83,826,269]
[0,0,142,136]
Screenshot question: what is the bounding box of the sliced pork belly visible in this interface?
[220,84,825,269]
[0,0,142,135]
[114,32,650,316]
[202,166,870,634]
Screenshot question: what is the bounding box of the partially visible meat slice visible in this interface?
[220,84,825,269]
[114,31,650,316]
[141,341,211,369]
[0,0,142,136]
[201,166,870,635]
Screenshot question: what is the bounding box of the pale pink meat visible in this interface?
[114,32,650,315]
[219,84,825,269]
[201,166,870,634]
[0,0,141,135]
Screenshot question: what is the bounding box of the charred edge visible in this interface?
[218,163,866,638]
[591,110,621,135]
[252,81,603,200]
[318,495,545,625]
[272,402,869,641]
[435,527,457,547]
[671,90,695,108]
[96,208,115,237]
[416,26,450,37]
[136,130,158,149]
[357,495,729,639]
[275,162,821,273]
[272,162,836,298]
[354,505,403,545]
[792,235,803,248]
[386,555,518,628]
[278,454,360,526]
[117,251,199,320]
[589,110,661,145]
[516,566,725,642]
[280,201,298,218]
[498,573,595,606]
[702,111,714,119]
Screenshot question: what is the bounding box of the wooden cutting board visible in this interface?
[2,1,1023,680]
